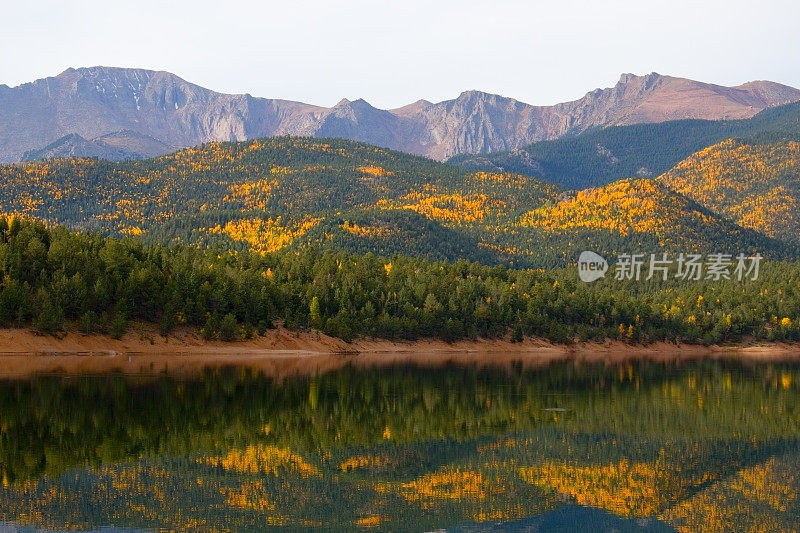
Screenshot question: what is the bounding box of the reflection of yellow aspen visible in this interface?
[781,372,792,389]
[396,469,487,502]
[200,444,320,477]
[383,426,392,440]
[520,458,671,517]
[355,515,386,528]
[309,379,319,410]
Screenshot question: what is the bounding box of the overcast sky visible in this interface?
[2,0,799,109]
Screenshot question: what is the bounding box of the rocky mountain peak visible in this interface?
[2,67,799,163]
[617,71,663,85]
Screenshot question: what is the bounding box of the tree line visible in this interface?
[2,215,800,344]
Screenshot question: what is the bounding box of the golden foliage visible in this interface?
[519,458,679,517]
[474,171,528,188]
[358,165,393,177]
[244,139,264,152]
[519,179,679,236]
[342,221,391,238]
[225,178,279,210]
[221,480,275,512]
[200,444,320,477]
[168,142,236,172]
[119,226,144,237]
[660,139,800,241]
[726,458,797,512]
[378,469,488,504]
[0,137,566,263]
[208,216,321,254]
[355,515,388,528]
[399,190,488,224]
[661,458,797,532]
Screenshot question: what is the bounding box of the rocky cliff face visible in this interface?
[552,73,800,128]
[0,67,326,162]
[395,74,800,160]
[1,67,798,162]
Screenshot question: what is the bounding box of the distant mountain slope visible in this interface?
[0,137,791,267]
[20,131,171,161]
[451,101,800,188]
[20,133,138,161]
[657,139,800,243]
[2,67,798,163]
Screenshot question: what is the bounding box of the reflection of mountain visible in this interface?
[1,362,800,530]
[453,505,676,532]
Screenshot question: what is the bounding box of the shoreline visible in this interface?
[2,326,800,377]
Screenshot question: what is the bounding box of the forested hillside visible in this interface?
[2,215,800,345]
[516,178,792,264]
[0,136,790,268]
[450,101,800,188]
[658,139,800,243]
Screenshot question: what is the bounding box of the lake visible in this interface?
[0,357,798,531]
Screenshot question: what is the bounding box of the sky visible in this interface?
[2,0,799,109]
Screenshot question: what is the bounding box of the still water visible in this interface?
[0,358,798,531]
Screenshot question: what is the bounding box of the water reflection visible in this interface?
[0,359,798,531]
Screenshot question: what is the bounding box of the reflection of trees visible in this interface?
[1,360,800,484]
[1,361,800,530]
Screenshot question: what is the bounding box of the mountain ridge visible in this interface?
[450,100,800,189]
[1,66,798,163]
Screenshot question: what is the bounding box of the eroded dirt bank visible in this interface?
[1,325,799,377]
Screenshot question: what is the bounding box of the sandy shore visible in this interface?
[1,324,800,377]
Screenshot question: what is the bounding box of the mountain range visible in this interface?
[2,66,799,163]
[450,100,800,188]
